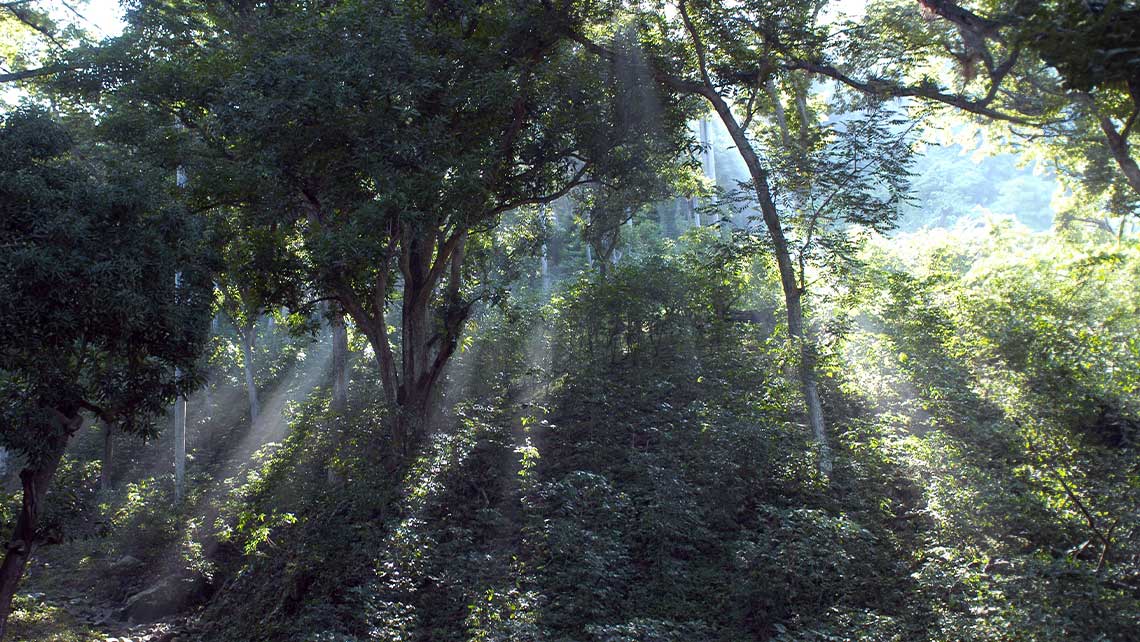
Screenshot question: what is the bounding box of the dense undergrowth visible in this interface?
[6,224,1139,641]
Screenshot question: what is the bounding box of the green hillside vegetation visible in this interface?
[1,1,1138,641]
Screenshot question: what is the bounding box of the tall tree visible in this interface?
[89,0,690,454]
[572,0,913,475]
[213,213,306,427]
[0,108,213,637]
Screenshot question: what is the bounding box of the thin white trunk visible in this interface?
[701,118,717,186]
[765,79,791,148]
[330,309,348,413]
[541,244,551,290]
[173,158,190,498]
[173,267,187,500]
[241,324,260,424]
[100,422,113,494]
[173,372,187,501]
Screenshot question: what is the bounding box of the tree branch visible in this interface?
[786,59,1042,126]
[678,0,711,87]
[489,161,595,215]
[0,64,73,83]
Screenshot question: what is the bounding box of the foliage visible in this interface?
[0,107,214,457]
[824,0,1139,228]
[2,3,1139,642]
[550,229,774,374]
[835,222,1140,640]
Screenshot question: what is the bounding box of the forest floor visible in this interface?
[7,341,338,641]
[9,524,194,641]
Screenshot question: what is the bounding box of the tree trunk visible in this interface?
[1098,114,1140,197]
[702,87,833,477]
[241,322,260,424]
[330,308,349,414]
[700,117,717,186]
[173,372,187,501]
[766,79,791,147]
[328,226,469,461]
[541,243,551,290]
[0,415,77,639]
[100,422,113,494]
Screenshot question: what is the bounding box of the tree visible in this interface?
[91,0,691,455]
[0,108,213,637]
[0,0,78,85]
[571,0,913,475]
[99,420,113,494]
[214,211,307,427]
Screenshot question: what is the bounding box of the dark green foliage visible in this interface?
[551,229,772,374]
[0,107,214,456]
[5,215,1134,642]
[1017,0,1140,94]
[0,105,216,637]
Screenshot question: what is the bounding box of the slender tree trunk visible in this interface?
[1098,114,1140,196]
[330,308,349,414]
[241,323,260,424]
[173,373,187,501]
[320,303,351,484]
[766,79,791,147]
[702,88,833,477]
[624,2,833,475]
[793,73,811,150]
[700,117,717,186]
[100,422,113,494]
[541,243,551,290]
[540,205,553,291]
[0,415,78,638]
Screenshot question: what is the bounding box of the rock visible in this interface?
[121,576,207,623]
[110,555,144,571]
